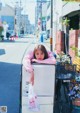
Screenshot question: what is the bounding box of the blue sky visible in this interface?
[1,0,36,24]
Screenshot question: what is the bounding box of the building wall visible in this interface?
[36,0,41,32]
[1,16,14,30]
[53,0,63,50]
[62,2,80,16]
[53,0,80,54]
[42,2,47,31]
[46,2,50,31]
[35,6,37,30]
[69,30,79,60]
[0,4,15,16]
[53,0,62,31]
[0,4,15,33]
[21,15,29,34]
[36,0,47,33]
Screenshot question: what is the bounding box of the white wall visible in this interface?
[53,0,62,50]
[46,4,50,30]
[62,2,80,16]
[0,4,14,16]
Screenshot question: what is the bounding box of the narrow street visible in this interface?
[0,1,80,113]
[0,37,34,113]
[0,37,50,113]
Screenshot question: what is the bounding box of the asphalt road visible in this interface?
[0,38,34,113]
[0,37,51,113]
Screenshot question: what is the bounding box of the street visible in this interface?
[0,37,50,113]
[22,62,55,113]
[0,1,79,113]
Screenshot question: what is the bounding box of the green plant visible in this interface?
[70,28,73,30]
[62,17,70,26]
[70,46,80,57]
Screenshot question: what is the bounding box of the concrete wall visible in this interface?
[69,30,79,60]
[62,2,80,16]
[55,31,64,53]
[0,4,14,16]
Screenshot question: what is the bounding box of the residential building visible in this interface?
[53,0,80,59]
[0,4,15,34]
[15,2,22,36]
[36,0,47,33]
[46,1,51,39]
[62,2,80,30]
[21,14,30,34]
[42,1,47,32]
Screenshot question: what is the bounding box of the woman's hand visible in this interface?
[30,71,34,85]
[31,59,38,63]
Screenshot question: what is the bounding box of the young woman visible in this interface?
[23,44,56,85]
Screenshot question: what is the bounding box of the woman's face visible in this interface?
[35,49,45,60]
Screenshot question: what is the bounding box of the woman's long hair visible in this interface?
[33,44,48,59]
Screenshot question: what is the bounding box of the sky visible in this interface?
[1,0,36,24]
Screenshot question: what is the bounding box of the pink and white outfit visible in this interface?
[23,51,56,73]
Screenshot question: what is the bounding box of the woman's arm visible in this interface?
[22,51,34,72]
[32,57,56,64]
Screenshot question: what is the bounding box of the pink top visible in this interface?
[23,51,56,73]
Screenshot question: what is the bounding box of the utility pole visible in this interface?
[19,0,22,35]
[14,1,19,36]
[50,0,53,51]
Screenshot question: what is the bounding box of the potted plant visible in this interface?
[56,51,72,64]
[68,78,80,113]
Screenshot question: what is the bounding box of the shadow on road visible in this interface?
[0,62,21,113]
[0,40,28,43]
[0,49,5,55]
[0,40,15,43]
